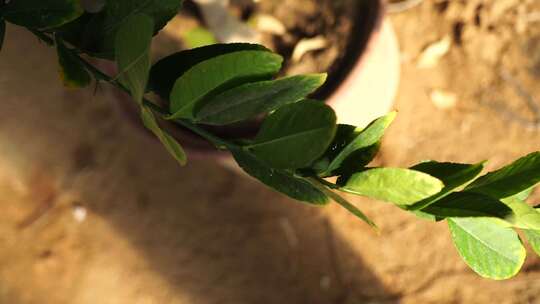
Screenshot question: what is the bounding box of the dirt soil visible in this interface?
[1,1,540,304]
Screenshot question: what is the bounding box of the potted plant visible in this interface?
[110,0,399,158]
[1,0,540,281]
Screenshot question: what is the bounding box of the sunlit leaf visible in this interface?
[523,229,540,257]
[149,43,270,100]
[448,217,525,280]
[340,168,444,206]
[169,50,283,119]
[501,192,540,230]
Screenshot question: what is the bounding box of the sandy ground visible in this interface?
[1,1,540,303]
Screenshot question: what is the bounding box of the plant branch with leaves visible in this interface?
[1,0,540,280]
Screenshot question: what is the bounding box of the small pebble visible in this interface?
[430,89,457,109]
[72,205,87,223]
[320,275,331,290]
[417,36,451,68]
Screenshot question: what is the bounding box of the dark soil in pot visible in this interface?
[121,0,383,156]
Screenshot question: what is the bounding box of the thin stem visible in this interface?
[72,50,239,149]
[307,178,377,228]
[312,176,339,189]
[75,56,169,116]
[174,119,235,150]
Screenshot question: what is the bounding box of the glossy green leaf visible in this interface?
[327,191,377,227]
[115,14,154,104]
[448,217,526,280]
[501,193,540,230]
[141,106,187,166]
[1,0,83,29]
[466,152,540,199]
[314,125,359,170]
[523,229,540,257]
[194,74,327,125]
[169,50,283,119]
[231,149,328,205]
[64,0,182,58]
[332,143,381,177]
[246,100,337,169]
[55,38,91,88]
[340,168,444,206]
[149,43,270,100]
[312,124,379,176]
[323,112,396,175]
[421,192,512,218]
[408,161,485,210]
[0,18,5,51]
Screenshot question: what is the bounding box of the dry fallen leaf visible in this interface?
[417,36,451,68]
[252,14,286,35]
[291,36,328,62]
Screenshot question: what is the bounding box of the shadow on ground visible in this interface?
[0,26,398,304]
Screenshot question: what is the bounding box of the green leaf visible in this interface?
[340,168,444,206]
[327,191,377,227]
[246,100,337,169]
[64,0,182,58]
[0,18,5,51]
[149,43,270,100]
[408,161,485,210]
[115,13,154,104]
[466,152,540,199]
[169,50,283,119]
[523,229,540,257]
[501,194,540,230]
[421,192,513,219]
[55,38,91,88]
[1,0,83,29]
[141,106,187,166]
[183,27,217,49]
[231,149,328,205]
[511,186,535,201]
[194,74,327,125]
[323,112,396,175]
[311,125,378,176]
[448,217,526,280]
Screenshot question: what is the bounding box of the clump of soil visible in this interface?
[433,0,540,129]
[239,0,358,77]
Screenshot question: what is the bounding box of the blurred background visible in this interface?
[1,0,540,303]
